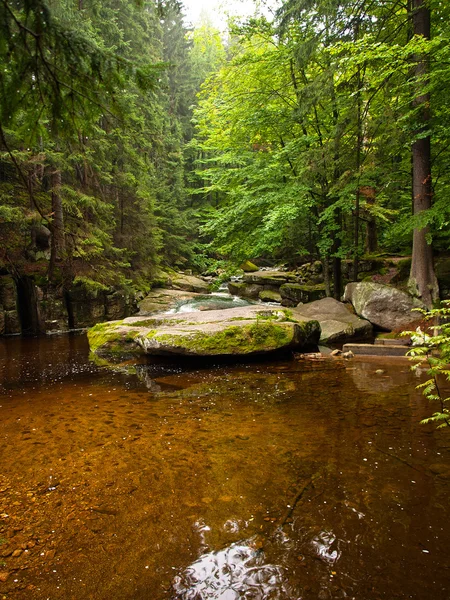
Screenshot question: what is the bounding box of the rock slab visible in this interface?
[342,343,410,357]
[291,297,373,344]
[88,306,320,357]
[343,282,426,331]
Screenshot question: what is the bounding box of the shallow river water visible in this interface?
[1,334,450,600]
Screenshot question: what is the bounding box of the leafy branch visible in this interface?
[404,302,450,429]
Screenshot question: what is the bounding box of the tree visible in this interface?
[408,0,439,307]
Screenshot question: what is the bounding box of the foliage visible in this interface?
[189,0,450,292]
[405,302,450,428]
[0,0,219,289]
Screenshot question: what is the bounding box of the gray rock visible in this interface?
[343,282,426,331]
[171,274,210,293]
[88,305,320,357]
[292,297,372,344]
[228,281,263,299]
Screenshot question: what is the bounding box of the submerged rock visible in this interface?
[343,282,426,331]
[292,297,373,344]
[88,305,320,357]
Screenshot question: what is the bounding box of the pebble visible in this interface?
[0,572,10,582]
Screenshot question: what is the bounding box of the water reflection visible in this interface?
[172,536,292,600]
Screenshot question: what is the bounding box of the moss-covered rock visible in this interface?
[259,290,282,303]
[88,320,141,356]
[240,260,259,272]
[280,283,326,306]
[88,305,321,358]
[243,271,297,285]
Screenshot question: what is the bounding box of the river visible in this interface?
[0,334,449,599]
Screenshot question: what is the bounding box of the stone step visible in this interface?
[374,338,410,346]
[342,343,410,357]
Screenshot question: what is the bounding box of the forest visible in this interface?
[1,0,449,330]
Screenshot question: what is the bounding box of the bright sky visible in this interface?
[181,0,278,30]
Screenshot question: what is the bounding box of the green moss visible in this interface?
[240,260,259,272]
[145,322,296,355]
[259,290,282,302]
[88,320,141,355]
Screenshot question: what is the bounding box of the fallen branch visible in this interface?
[374,445,430,476]
[278,472,322,529]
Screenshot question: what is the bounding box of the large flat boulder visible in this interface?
[292,297,373,344]
[88,306,320,357]
[343,282,426,331]
[243,271,297,285]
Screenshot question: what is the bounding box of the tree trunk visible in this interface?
[352,19,363,282]
[323,256,331,297]
[49,168,65,279]
[408,0,438,307]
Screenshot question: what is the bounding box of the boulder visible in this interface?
[280,283,326,307]
[240,260,259,272]
[243,271,297,286]
[88,305,320,358]
[343,282,426,331]
[171,273,210,293]
[259,290,282,303]
[292,297,373,344]
[228,282,264,299]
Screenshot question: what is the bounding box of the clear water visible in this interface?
[0,334,450,599]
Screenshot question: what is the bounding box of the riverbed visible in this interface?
[0,334,449,599]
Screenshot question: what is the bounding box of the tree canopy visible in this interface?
[1,0,449,306]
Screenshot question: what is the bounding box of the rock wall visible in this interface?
[0,275,138,336]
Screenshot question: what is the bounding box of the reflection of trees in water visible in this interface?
[0,333,95,388]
